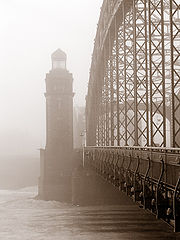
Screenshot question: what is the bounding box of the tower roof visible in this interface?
[51,49,66,60]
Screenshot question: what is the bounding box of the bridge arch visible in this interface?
[86,0,180,148]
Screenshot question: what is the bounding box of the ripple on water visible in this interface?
[0,186,177,240]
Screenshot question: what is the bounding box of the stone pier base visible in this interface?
[38,176,72,202]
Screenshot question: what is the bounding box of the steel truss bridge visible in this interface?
[85,0,180,232]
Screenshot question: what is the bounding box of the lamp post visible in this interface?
[80,132,84,148]
[80,130,86,167]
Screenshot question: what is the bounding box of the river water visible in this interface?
[0,186,177,240]
[0,186,127,240]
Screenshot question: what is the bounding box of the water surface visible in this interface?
[0,187,177,240]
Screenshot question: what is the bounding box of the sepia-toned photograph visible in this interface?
[0,0,180,239]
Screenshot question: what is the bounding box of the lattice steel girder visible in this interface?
[104,46,111,146]
[115,15,120,146]
[86,0,180,148]
[170,0,180,148]
[96,67,103,146]
[124,0,136,146]
[134,0,149,147]
[109,33,116,146]
[148,0,167,147]
[117,15,126,146]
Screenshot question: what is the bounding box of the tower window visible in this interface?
[53,60,66,69]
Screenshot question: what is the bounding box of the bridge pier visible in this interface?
[38,49,74,202]
[39,176,72,202]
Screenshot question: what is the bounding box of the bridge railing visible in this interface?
[84,146,180,232]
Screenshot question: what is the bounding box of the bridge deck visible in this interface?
[73,204,179,239]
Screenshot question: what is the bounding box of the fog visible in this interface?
[0,0,103,188]
[0,0,103,155]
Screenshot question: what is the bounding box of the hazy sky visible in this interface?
[0,0,103,156]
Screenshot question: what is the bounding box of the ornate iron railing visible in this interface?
[84,146,180,231]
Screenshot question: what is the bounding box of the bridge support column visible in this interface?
[38,49,74,202]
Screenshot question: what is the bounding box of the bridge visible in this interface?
[84,0,180,233]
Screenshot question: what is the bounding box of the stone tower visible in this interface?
[38,49,73,202]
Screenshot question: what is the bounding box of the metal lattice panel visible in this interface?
[134,0,149,146]
[148,0,166,147]
[124,2,136,146]
[105,49,111,146]
[86,0,180,148]
[170,0,180,147]
[118,15,126,146]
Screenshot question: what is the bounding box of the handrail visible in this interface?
[85,145,180,152]
[84,146,180,231]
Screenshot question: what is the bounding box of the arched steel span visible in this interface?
[86,0,180,148]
